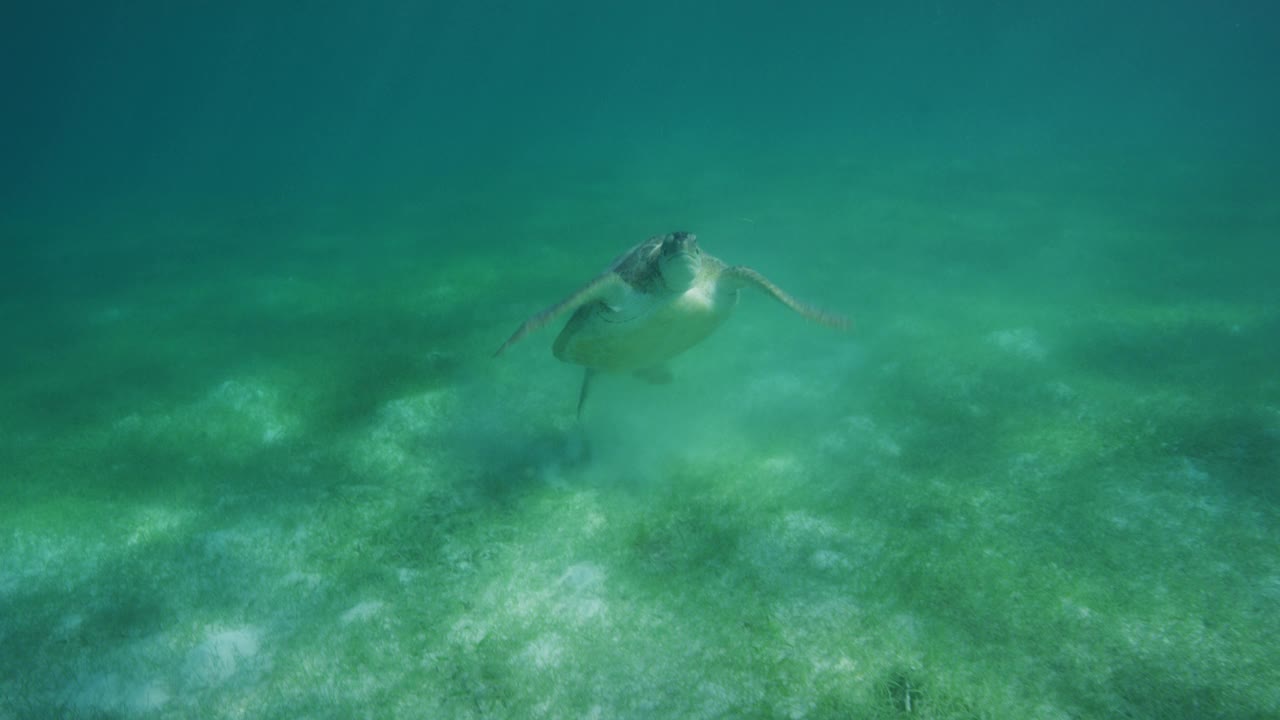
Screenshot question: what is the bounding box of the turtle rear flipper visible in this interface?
[576,368,598,418]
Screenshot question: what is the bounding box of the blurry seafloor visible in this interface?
[2,138,1279,719]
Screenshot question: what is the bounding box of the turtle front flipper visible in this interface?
[495,272,628,356]
[722,266,849,331]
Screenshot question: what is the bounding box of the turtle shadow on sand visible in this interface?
[495,231,849,418]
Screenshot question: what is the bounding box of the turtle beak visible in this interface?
[660,246,701,290]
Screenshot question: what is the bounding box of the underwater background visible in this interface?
[3,2,1278,718]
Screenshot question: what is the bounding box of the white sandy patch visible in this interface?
[810,548,852,571]
[988,327,1048,360]
[70,673,171,715]
[341,600,385,625]
[819,414,901,458]
[742,370,825,408]
[448,617,489,649]
[741,510,887,596]
[125,504,193,547]
[520,633,565,670]
[206,379,292,445]
[111,377,297,456]
[553,562,609,625]
[185,626,263,687]
[352,389,457,474]
[482,559,613,635]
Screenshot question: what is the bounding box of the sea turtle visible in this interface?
[495,231,848,415]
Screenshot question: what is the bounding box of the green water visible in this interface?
[3,3,1278,718]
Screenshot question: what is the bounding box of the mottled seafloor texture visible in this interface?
[3,3,1279,719]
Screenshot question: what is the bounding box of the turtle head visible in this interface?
[657,231,702,290]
